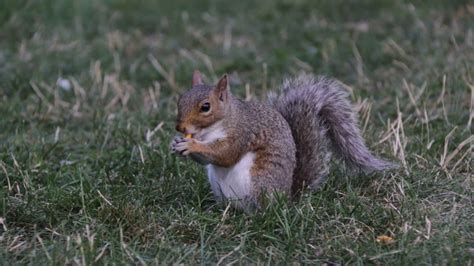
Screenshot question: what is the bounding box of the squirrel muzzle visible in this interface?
[175,121,186,134]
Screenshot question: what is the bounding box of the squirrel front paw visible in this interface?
[170,136,194,156]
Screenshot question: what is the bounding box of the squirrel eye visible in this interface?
[200,102,211,113]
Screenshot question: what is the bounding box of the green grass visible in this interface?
[1,0,473,264]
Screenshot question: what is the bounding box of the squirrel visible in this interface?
[171,70,396,211]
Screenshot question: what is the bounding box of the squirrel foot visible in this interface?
[170,136,199,156]
[171,136,189,156]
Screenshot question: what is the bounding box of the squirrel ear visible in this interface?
[215,74,229,101]
[192,70,203,86]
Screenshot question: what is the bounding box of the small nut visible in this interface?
[376,235,394,244]
[185,134,193,139]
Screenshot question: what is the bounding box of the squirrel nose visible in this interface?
[175,123,186,133]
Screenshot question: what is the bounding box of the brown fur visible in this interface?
[172,74,296,207]
[171,72,396,210]
[175,83,226,133]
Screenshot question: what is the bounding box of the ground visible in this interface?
[0,0,473,264]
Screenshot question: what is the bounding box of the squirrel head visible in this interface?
[175,71,231,135]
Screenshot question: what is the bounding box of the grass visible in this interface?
[0,0,473,264]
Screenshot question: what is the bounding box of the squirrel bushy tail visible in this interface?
[268,74,396,193]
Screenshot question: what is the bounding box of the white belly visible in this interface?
[206,152,255,207]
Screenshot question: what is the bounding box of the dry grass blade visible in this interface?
[439,127,458,170]
[8,236,26,252]
[369,249,403,261]
[194,50,216,80]
[402,79,423,121]
[145,121,164,145]
[217,245,241,266]
[120,228,146,266]
[36,235,52,261]
[30,81,53,110]
[145,81,161,110]
[359,99,372,134]
[0,161,11,191]
[351,42,368,83]
[385,38,411,61]
[148,54,178,91]
[95,243,110,262]
[436,75,450,125]
[441,135,474,170]
[390,98,408,173]
[223,23,232,53]
[466,80,474,130]
[245,83,252,101]
[0,217,7,231]
[97,190,114,207]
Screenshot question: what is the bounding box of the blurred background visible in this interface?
[1,0,472,109]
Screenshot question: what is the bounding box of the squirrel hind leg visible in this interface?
[307,151,331,191]
[290,118,333,195]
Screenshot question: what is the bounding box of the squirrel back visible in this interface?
[268,74,396,193]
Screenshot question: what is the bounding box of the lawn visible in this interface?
[0,0,473,264]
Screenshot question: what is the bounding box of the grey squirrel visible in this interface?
[171,71,396,210]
